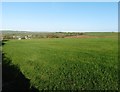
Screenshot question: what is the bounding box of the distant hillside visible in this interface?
[1,30,29,34]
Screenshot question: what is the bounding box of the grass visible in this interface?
[3,34,118,90]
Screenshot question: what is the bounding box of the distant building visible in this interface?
[18,38,21,40]
[27,35,32,39]
[0,37,3,41]
[25,36,28,39]
[13,36,16,39]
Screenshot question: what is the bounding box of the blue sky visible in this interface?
[2,2,118,32]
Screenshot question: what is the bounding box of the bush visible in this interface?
[46,34,59,38]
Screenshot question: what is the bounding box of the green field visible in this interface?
[3,34,118,90]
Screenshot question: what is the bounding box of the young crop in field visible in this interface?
[3,33,118,91]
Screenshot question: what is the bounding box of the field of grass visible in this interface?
[3,33,118,90]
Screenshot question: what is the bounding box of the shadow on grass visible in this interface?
[2,52,39,92]
[0,40,9,46]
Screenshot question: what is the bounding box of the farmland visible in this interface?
[2,32,118,90]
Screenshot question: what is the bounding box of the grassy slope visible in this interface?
[3,36,118,90]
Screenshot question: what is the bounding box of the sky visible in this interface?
[1,2,118,32]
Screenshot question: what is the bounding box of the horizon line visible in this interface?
[0,29,118,33]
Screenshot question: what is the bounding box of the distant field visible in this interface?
[2,31,118,39]
[85,32,118,36]
[3,33,118,90]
